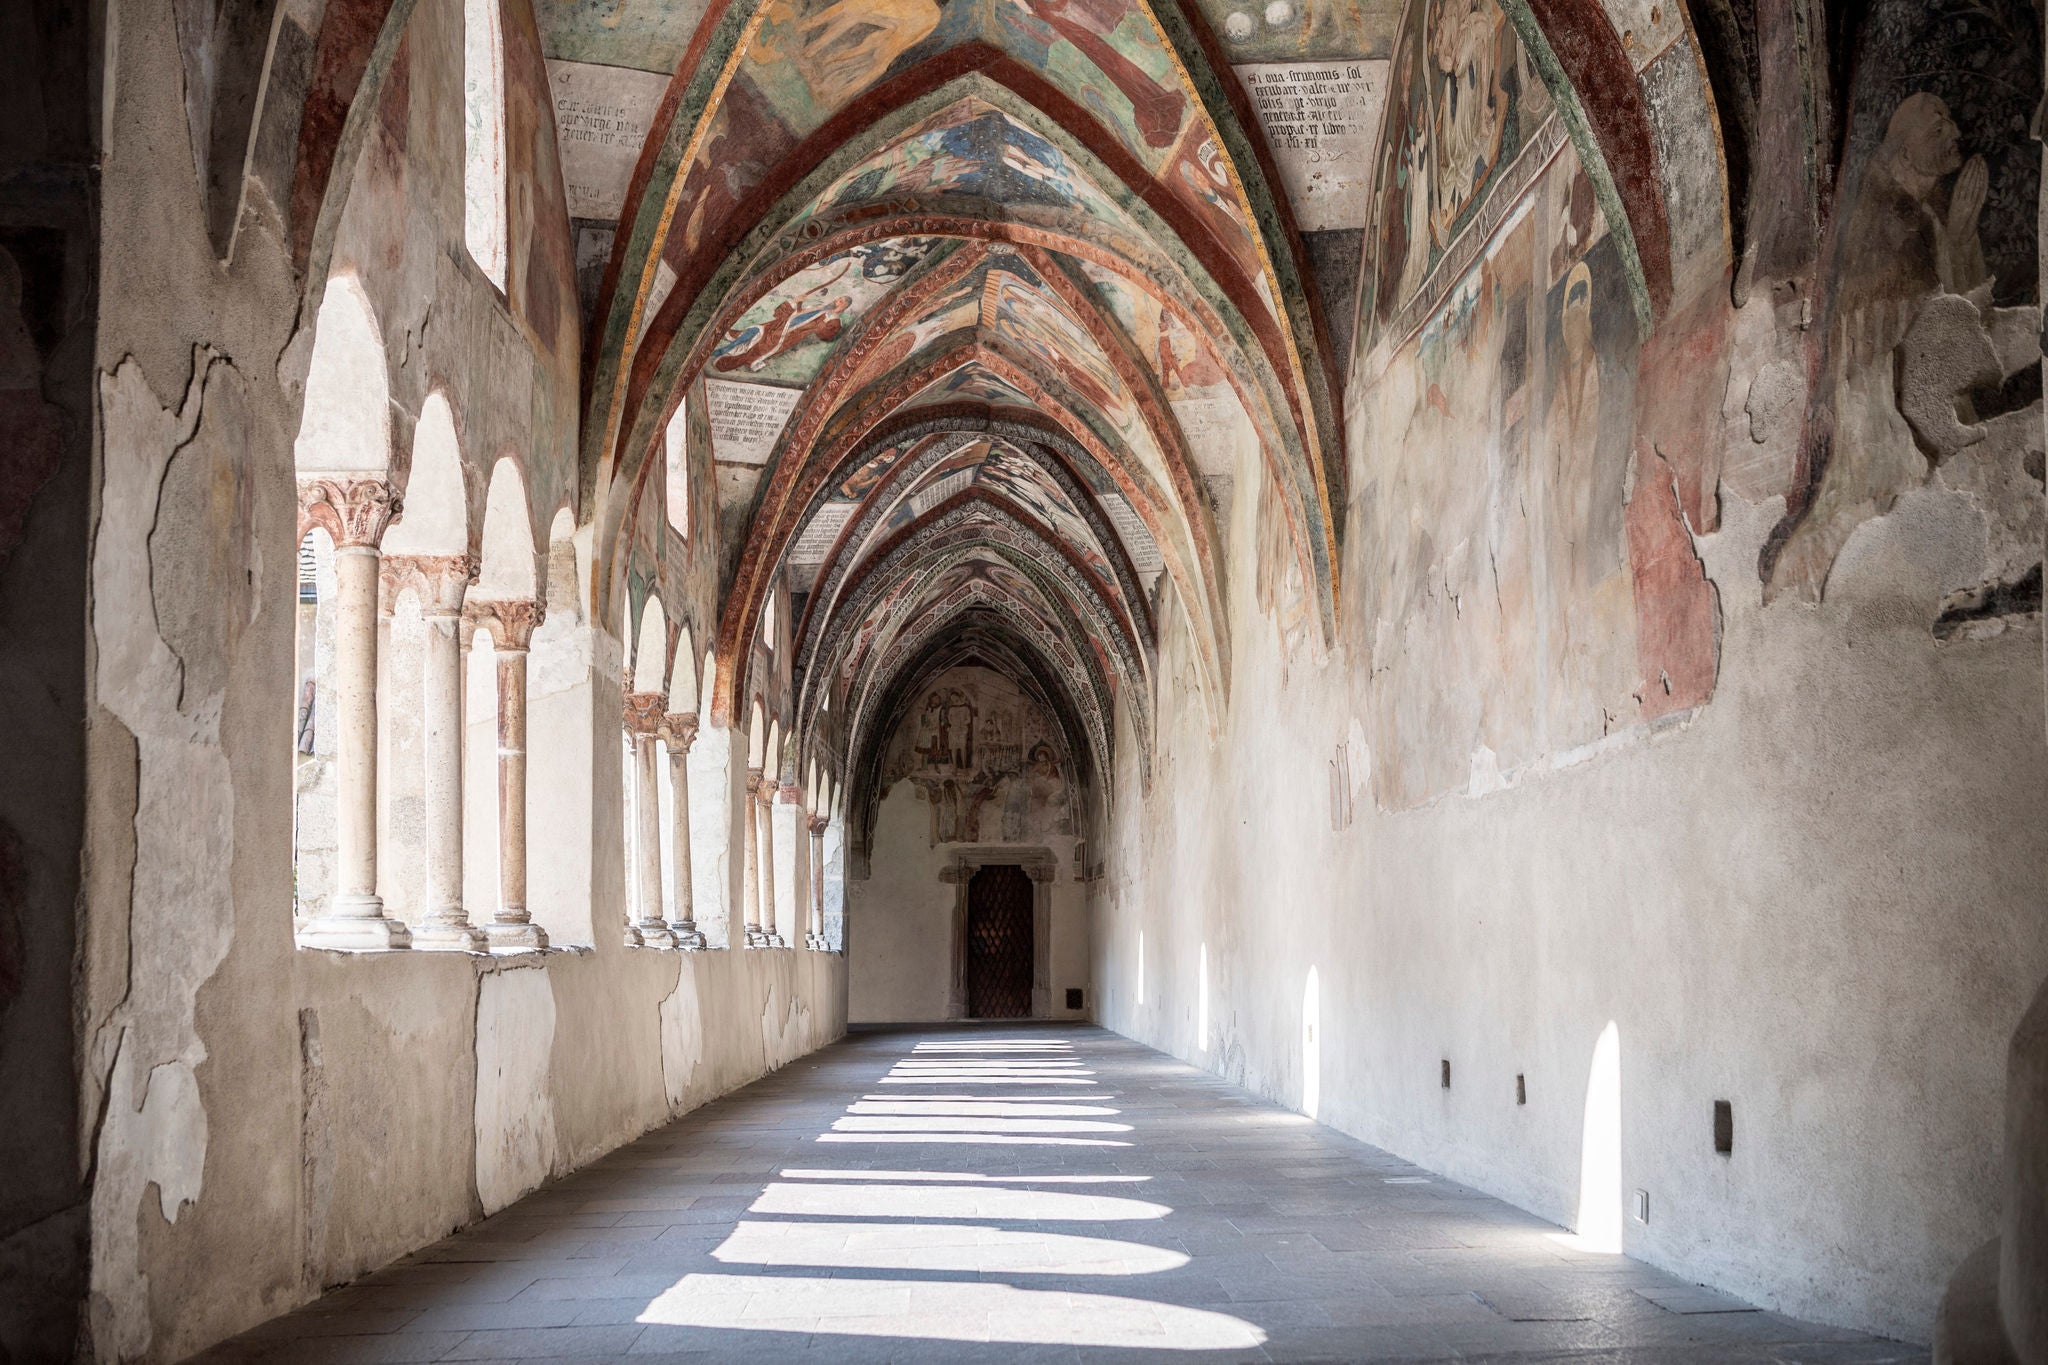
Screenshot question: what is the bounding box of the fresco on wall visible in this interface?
[1766,0,2042,600]
[883,666,1077,845]
[1358,0,1561,362]
[1347,138,1712,810]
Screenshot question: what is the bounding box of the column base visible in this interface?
[804,932,829,950]
[413,918,488,952]
[764,931,788,948]
[636,922,678,949]
[745,926,770,948]
[298,908,412,951]
[486,919,548,952]
[669,923,708,949]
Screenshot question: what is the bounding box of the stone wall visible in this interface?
[73,0,848,1359]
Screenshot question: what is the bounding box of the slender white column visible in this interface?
[664,715,706,948]
[466,599,547,951]
[741,767,765,946]
[757,775,783,947]
[807,815,828,949]
[297,479,409,951]
[625,691,675,948]
[399,556,484,951]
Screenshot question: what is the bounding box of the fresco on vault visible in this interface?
[711,238,941,382]
[1348,142,1712,811]
[1766,0,2042,600]
[883,666,1076,845]
[1195,0,1398,62]
[641,2,1279,336]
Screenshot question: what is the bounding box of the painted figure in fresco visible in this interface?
[946,687,978,768]
[1430,0,1509,242]
[1175,136,1253,236]
[1017,0,1187,149]
[1546,261,1607,591]
[1157,311,1227,397]
[783,0,944,104]
[1772,92,1990,597]
[714,287,854,372]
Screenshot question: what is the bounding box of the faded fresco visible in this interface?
[1358,0,1559,362]
[1766,0,2043,601]
[882,666,1077,846]
[1347,139,1714,809]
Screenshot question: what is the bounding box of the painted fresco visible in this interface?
[711,238,941,382]
[631,0,1282,351]
[978,447,1118,583]
[882,663,1076,845]
[1195,0,1397,62]
[1347,143,1712,810]
[1767,0,2042,599]
[903,367,1039,409]
[1358,0,1560,362]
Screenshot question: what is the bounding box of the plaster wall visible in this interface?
[1094,281,2048,1353]
[850,781,1091,1023]
[76,1,849,1360]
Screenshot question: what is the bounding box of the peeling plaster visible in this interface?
[474,968,559,1215]
[657,969,703,1111]
[86,355,249,1359]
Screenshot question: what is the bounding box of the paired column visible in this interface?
[807,815,828,949]
[756,774,783,947]
[296,478,410,951]
[624,691,675,948]
[663,714,706,949]
[741,767,766,947]
[394,554,485,951]
[466,599,547,951]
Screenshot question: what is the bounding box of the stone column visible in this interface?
[757,774,783,946]
[807,815,828,949]
[624,690,675,948]
[466,599,547,951]
[392,554,484,951]
[741,767,766,947]
[663,714,706,948]
[296,478,409,950]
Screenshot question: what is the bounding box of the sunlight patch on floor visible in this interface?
[637,1274,1266,1349]
[711,1219,1190,1274]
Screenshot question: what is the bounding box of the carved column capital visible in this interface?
[462,597,543,651]
[661,712,699,751]
[808,816,830,837]
[381,553,476,617]
[299,477,400,548]
[622,689,667,735]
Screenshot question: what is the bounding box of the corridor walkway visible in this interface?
[200,1027,1924,1363]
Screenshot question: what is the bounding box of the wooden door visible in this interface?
[965,864,1033,1019]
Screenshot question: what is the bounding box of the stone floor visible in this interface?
[198,1025,1928,1363]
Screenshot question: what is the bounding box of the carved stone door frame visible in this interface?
[941,845,1057,1019]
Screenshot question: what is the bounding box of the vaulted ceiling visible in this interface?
[567,0,1362,817]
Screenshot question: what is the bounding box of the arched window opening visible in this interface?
[463,0,508,290]
[685,648,731,947]
[527,508,594,947]
[663,397,691,539]
[292,529,340,926]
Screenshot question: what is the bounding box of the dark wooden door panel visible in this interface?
[966,864,1033,1019]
